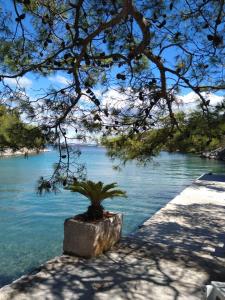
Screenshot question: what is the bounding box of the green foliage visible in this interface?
[0,105,45,151]
[102,104,225,163]
[67,180,127,220]
[165,109,225,153]
[102,130,168,163]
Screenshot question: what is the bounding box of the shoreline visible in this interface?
[0,148,50,158]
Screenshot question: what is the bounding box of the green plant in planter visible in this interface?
[67,180,127,221]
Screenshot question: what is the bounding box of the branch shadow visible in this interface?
[1,203,225,300]
[193,180,225,193]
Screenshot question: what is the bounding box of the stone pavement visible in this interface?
[1,173,225,300]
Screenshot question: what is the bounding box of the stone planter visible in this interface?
[63,213,123,258]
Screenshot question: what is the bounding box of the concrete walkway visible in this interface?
[1,173,225,300]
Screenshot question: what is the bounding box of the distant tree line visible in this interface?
[102,101,225,163]
[0,105,45,152]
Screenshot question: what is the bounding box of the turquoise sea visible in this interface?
[0,147,224,287]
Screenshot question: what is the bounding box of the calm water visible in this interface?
[0,147,224,287]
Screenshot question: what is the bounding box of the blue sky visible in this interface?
[1,0,224,108]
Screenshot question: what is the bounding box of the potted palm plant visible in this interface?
[63,180,127,258]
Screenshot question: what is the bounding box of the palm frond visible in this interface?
[102,182,117,193]
[66,180,127,206]
[100,189,127,201]
[69,187,88,198]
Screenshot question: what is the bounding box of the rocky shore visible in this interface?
[0,148,49,157]
[201,146,225,161]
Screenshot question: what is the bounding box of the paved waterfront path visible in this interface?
[1,174,225,300]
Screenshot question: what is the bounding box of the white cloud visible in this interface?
[84,88,224,113]
[101,89,131,109]
[178,91,224,106]
[48,75,71,86]
[5,76,32,88]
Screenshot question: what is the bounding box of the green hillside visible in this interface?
[0,105,45,152]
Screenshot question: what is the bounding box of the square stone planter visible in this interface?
[63,213,123,258]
